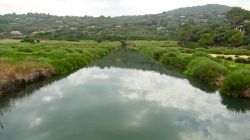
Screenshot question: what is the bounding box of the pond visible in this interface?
[0,49,250,140]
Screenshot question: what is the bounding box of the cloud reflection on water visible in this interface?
[1,66,250,140]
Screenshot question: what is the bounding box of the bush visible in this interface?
[221,69,250,97]
[17,47,33,53]
[185,57,227,84]
[195,48,208,52]
[235,57,249,64]
[20,37,35,43]
[0,48,19,56]
[193,51,210,57]
[185,42,199,48]
[34,50,46,55]
[225,57,233,61]
[48,49,70,58]
[65,48,74,53]
[51,54,92,74]
[160,52,193,69]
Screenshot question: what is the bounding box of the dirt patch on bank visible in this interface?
[242,87,250,98]
[0,60,54,94]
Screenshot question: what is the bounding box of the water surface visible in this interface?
[0,49,250,140]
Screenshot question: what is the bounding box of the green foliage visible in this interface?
[235,57,250,64]
[198,33,214,47]
[17,47,33,53]
[244,23,250,35]
[228,31,244,45]
[226,7,250,25]
[51,55,90,74]
[20,37,36,43]
[48,49,70,58]
[221,69,250,97]
[208,47,250,55]
[192,51,209,57]
[0,4,231,41]
[160,52,193,69]
[64,38,80,42]
[0,40,121,75]
[185,57,227,84]
[120,40,127,48]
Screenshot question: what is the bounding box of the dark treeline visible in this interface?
[179,7,250,48]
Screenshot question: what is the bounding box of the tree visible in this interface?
[228,31,244,46]
[178,24,193,46]
[198,33,214,47]
[244,23,250,35]
[226,7,250,25]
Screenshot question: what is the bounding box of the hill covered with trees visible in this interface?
[0,4,231,40]
[0,4,249,47]
[179,7,250,47]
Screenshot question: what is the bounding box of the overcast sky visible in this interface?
[0,0,249,17]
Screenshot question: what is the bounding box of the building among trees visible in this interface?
[10,31,23,39]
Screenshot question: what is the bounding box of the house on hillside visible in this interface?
[235,20,250,33]
[10,31,23,39]
[87,26,95,29]
[244,20,250,24]
[199,19,208,23]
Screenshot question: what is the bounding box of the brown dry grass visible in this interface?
[0,60,54,90]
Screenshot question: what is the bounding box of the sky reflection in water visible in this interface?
[1,49,250,140]
[0,66,250,140]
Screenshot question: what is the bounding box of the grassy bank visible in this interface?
[0,40,121,94]
[134,40,250,98]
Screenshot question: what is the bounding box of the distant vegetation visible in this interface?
[0,4,232,42]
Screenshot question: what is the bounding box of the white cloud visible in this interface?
[0,0,249,17]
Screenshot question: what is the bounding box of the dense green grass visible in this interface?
[160,52,193,69]
[221,69,250,97]
[0,40,121,75]
[136,40,250,98]
[185,57,227,85]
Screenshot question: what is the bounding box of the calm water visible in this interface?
[0,49,250,140]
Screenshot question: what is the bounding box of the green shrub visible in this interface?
[20,37,35,43]
[17,47,33,53]
[74,48,84,54]
[225,57,233,61]
[51,59,73,74]
[193,51,210,57]
[235,57,249,64]
[0,48,18,56]
[160,52,193,69]
[48,49,70,58]
[185,57,227,84]
[34,50,46,55]
[185,42,199,48]
[181,48,194,53]
[195,48,208,52]
[65,48,74,53]
[221,69,250,97]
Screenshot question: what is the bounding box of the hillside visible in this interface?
[0,4,232,40]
